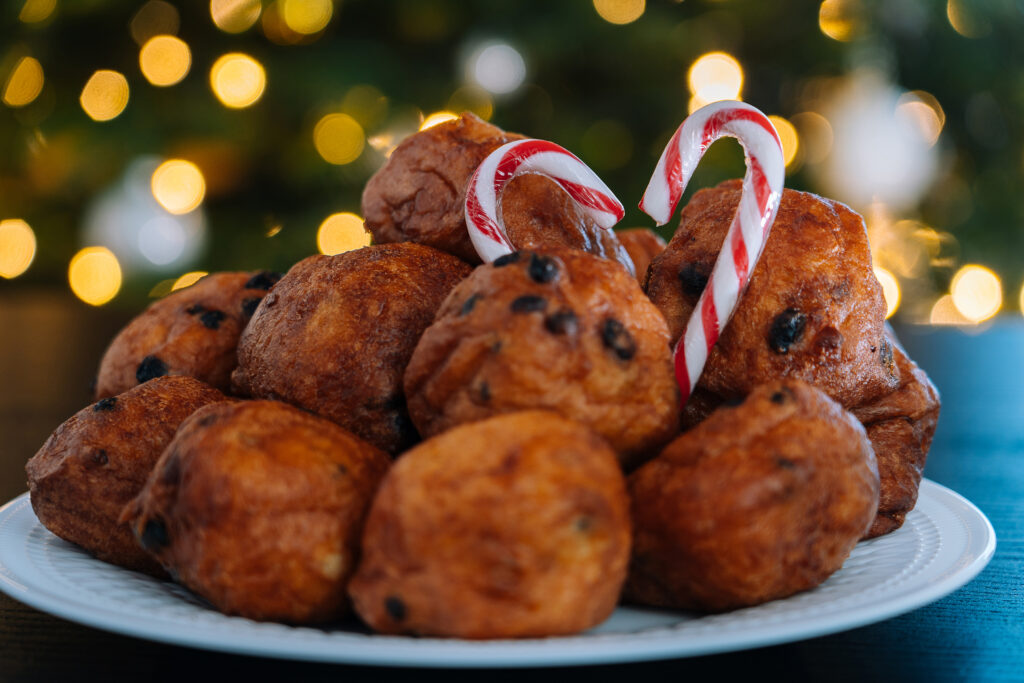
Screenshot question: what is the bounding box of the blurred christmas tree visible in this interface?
[1,0,1021,325]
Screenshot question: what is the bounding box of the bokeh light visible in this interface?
[210,0,262,33]
[791,112,833,165]
[314,113,365,165]
[930,295,971,326]
[80,70,130,121]
[947,0,990,38]
[447,86,493,121]
[171,271,208,291]
[420,111,459,131]
[317,213,371,255]
[897,91,944,147]
[19,0,56,23]
[769,115,800,168]
[471,43,526,95]
[210,53,266,109]
[281,0,333,35]
[139,35,191,87]
[873,266,901,319]
[0,219,37,279]
[151,160,206,215]
[1019,282,1024,317]
[68,247,122,306]
[818,0,861,41]
[130,1,180,46]
[593,0,645,25]
[951,264,1002,323]
[688,52,743,104]
[2,57,44,108]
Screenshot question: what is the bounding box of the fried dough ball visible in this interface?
[851,332,940,538]
[95,271,280,398]
[362,112,633,272]
[626,380,879,612]
[26,377,225,576]
[404,247,679,467]
[348,411,631,638]
[645,180,899,408]
[231,244,471,454]
[617,228,666,283]
[122,400,390,623]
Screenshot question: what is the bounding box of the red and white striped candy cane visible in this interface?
[640,100,785,404]
[464,139,625,263]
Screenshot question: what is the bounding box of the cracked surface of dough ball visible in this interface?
[645,180,899,408]
[232,243,472,454]
[404,247,679,466]
[362,112,633,272]
[626,380,878,612]
[26,376,225,576]
[123,400,390,623]
[348,411,631,639]
[95,271,280,398]
[618,228,666,283]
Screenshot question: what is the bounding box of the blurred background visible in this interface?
[1,0,1023,497]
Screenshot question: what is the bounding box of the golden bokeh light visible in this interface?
[3,57,44,108]
[593,0,645,25]
[768,115,800,168]
[139,35,191,87]
[1019,282,1024,317]
[951,264,1002,323]
[0,219,37,279]
[281,0,333,35]
[897,91,944,147]
[151,159,206,215]
[19,0,56,24]
[80,70,130,121]
[688,52,743,104]
[342,84,389,129]
[68,247,122,307]
[947,0,989,38]
[317,213,371,255]
[210,53,266,109]
[873,267,901,319]
[420,111,459,131]
[210,0,262,33]
[818,0,861,41]
[314,113,365,165]
[930,295,972,326]
[447,86,493,121]
[130,1,180,46]
[791,111,833,165]
[171,271,209,291]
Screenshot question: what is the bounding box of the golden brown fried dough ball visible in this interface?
[348,411,631,639]
[626,380,878,612]
[95,271,280,398]
[232,243,471,454]
[26,376,225,576]
[851,332,939,538]
[404,247,679,467]
[123,400,390,623]
[362,112,633,272]
[617,228,667,283]
[645,180,899,408]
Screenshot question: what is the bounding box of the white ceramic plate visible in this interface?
[0,478,995,668]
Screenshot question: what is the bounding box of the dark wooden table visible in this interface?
[2,291,1022,682]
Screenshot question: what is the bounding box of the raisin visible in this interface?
[527,253,559,284]
[91,449,108,466]
[185,304,206,315]
[601,319,637,360]
[139,518,169,552]
[724,396,745,407]
[510,295,547,313]
[136,356,168,384]
[768,309,807,353]
[199,309,226,330]
[775,457,797,470]
[493,252,522,267]
[241,297,262,317]
[460,293,483,316]
[544,309,579,336]
[93,397,117,412]
[478,381,491,402]
[678,263,710,298]
[244,271,282,290]
[385,596,407,621]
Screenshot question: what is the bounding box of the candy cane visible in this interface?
[464,139,625,264]
[640,101,785,404]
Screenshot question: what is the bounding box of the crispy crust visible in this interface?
[122,400,390,623]
[348,411,631,638]
[626,380,879,612]
[26,376,225,576]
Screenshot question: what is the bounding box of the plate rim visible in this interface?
[0,478,996,668]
